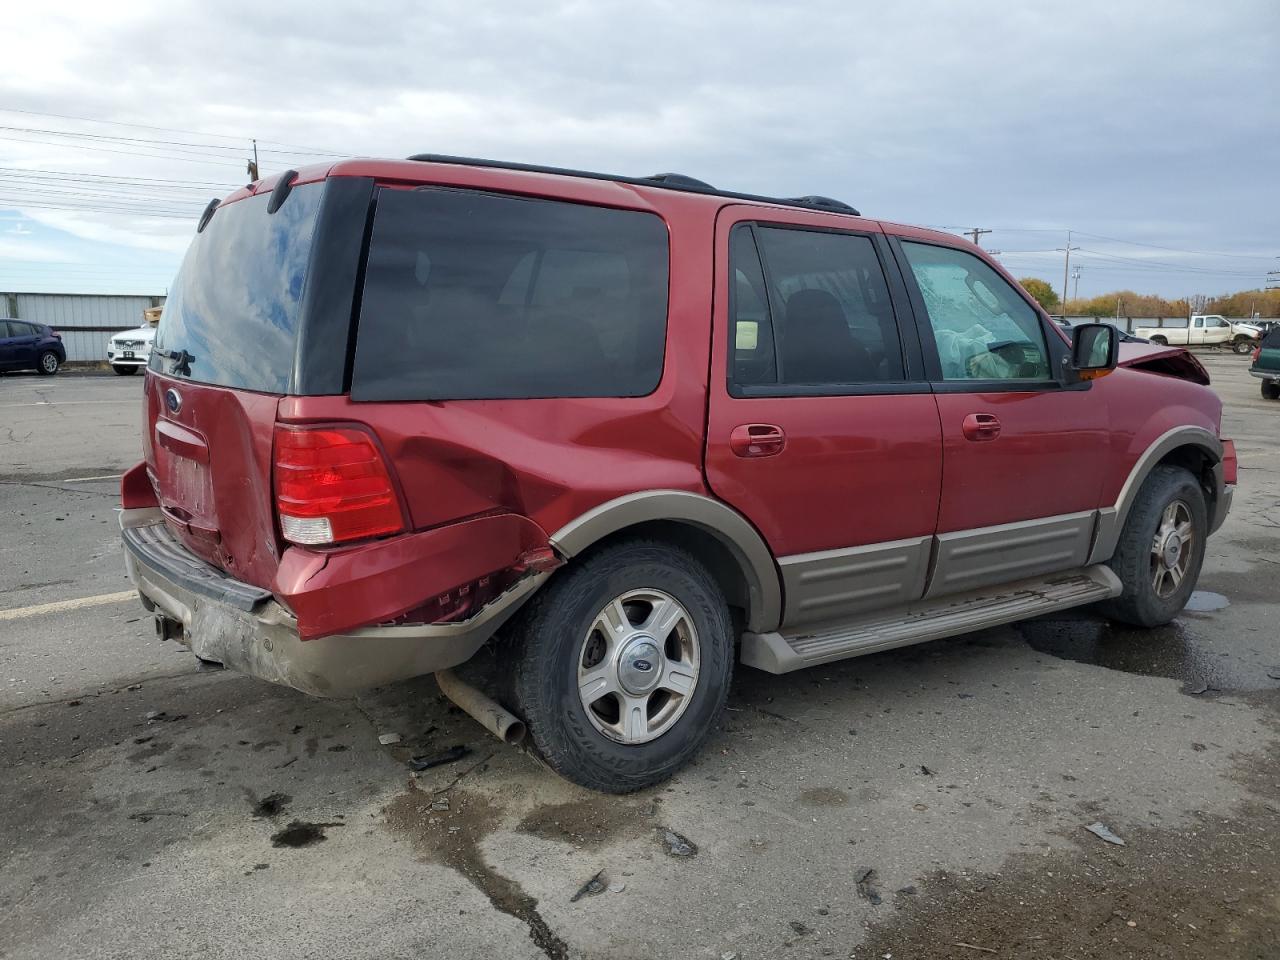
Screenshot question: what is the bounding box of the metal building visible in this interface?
[2,292,165,364]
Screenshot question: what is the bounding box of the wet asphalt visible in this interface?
[0,357,1276,959]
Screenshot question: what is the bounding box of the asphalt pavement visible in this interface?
[1,358,1276,960]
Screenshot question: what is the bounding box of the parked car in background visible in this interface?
[1251,327,1280,399]
[0,318,64,375]
[106,323,157,375]
[120,155,1236,793]
[1133,315,1261,354]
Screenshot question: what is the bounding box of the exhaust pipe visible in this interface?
[435,669,526,746]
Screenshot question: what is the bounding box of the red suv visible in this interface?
[121,155,1236,792]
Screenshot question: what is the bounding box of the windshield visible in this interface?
[150,183,323,392]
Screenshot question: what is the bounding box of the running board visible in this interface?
[741,565,1121,674]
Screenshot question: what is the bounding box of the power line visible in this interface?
[0,107,346,156]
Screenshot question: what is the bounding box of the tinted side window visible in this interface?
[0,321,15,338]
[351,188,669,401]
[759,227,904,385]
[900,241,1050,382]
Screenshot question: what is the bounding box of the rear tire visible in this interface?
[1150,335,1168,345]
[511,539,733,793]
[36,351,60,375]
[1262,380,1280,401]
[112,365,138,376]
[1099,465,1207,628]
[1233,337,1255,355]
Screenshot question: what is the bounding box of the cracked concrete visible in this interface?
[1,357,1277,959]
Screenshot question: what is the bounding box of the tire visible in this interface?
[1150,335,1168,345]
[36,351,60,375]
[511,539,734,793]
[1262,380,1280,401]
[112,364,138,376]
[1233,337,1255,355]
[1099,465,1208,628]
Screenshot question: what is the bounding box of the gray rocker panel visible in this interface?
[742,564,1121,674]
[779,536,932,628]
[926,511,1097,599]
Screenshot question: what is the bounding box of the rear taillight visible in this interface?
[1251,345,1261,363]
[273,425,405,546]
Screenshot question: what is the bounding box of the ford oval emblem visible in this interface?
[633,659,653,672]
[165,388,182,414]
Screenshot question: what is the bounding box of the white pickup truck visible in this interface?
[1132,315,1262,354]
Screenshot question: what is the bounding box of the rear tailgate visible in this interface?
[143,178,328,591]
[143,375,282,588]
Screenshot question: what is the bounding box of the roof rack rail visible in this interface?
[406,154,860,217]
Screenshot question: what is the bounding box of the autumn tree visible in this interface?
[1018,277,1060,311]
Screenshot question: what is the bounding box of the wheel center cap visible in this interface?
[618,637,661,695]
[1163,534,1182,569]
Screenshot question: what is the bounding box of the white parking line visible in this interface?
[62,474,124,483]
[0,400,138,408]
[0,591,137,622]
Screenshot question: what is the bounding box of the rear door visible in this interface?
[705,207,943,629]
[7,321,40,366]
[890,236,1110,597]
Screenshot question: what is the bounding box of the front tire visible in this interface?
[512,540,733,793]
[1262,380,1280,401]
[36,351,60,375]
[1234,337,1256,355]
[112,364,138,376]
[1100,465,1207,627]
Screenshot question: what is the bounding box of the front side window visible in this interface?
[900,241,1050,382]
[351,188,669,401]
[730,224,905,390]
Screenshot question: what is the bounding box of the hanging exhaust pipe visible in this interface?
[435,669,526,745]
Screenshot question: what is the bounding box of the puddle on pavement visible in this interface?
[385,787,568,960]
[1015,617,1234,694]
[514,795,653,849]
[270,820,339,848]
[1184,590,1230,612]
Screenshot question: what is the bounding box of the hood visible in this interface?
[1117,341,1209,385]
[1234,322,1261,334]
[112,325,157,341]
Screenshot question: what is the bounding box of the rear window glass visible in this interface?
[350,188,669,401]
[150,184,323,392]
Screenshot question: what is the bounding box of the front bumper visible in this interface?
[121,509,546,697]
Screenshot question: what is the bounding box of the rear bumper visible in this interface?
[1249,368,1279,381]
[120,509,546,697]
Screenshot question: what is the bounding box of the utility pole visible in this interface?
[966,227,992,248]
[1071,266,1082,302]
[1057,230,1080,310]
[246,138,260,181]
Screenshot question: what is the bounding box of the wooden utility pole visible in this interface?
[966,227,992,248]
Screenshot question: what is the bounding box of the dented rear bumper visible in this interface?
[120,509,546,697]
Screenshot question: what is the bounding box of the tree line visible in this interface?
[1017,278,1280,318]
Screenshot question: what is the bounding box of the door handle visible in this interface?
[961,413,1001,442]
[730,423,786,458]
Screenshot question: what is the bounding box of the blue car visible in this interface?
[0,318,65,375]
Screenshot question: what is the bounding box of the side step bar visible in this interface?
[741,565,1121,674]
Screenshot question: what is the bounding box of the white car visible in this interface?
[106,325,156,375]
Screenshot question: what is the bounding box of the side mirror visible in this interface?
[1071,323,1119,381]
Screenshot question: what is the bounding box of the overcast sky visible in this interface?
[3,0,1276,302]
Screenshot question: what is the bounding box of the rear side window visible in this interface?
[351,188,669,401]
[151,184,323,392]
[730,224,905,391]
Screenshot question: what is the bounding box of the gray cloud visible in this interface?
[4,0,1276,297]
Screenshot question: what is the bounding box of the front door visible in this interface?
[891,236,1111,598]
[705,208,943,629]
